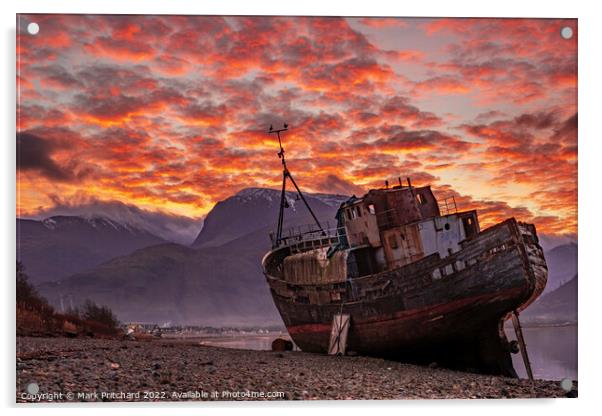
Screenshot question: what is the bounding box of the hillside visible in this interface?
[17,216,166,284]
[192,187,347,248]
[31,189,577,327]
[542,242,577,294]
[38,188,345,326]
[38,241,277,326]
[521,275,578,325]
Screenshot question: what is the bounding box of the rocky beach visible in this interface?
[16,336,576,402]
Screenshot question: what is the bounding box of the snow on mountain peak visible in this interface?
[311,193,351,208]
[41,218,57,230]
[39,215,143,235]
[234,187,279,202]
[234,188,299,210]
[233,187,348,209]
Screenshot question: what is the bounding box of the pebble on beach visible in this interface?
[16,337,576,402]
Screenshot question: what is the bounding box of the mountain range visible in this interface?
[17,216,166,283]
[34,188,348,326]
[19,187,577,326]
[541,242,578,294]
[192,187,348,248]
[521,274,578,325]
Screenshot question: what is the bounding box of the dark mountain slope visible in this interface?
[39,241,278,326]
[542,242,577,294]
[17,216,166,283]
[34,189,577,327]
[521,275,577,325]
[38,189,346,326]
[192,187,347,248]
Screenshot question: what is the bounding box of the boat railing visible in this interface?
[370,198,460,226]
[439,196,458,216]
[270,222,346,250]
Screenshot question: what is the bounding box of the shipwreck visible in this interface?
[261,125,547,377]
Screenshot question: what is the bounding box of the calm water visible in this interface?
[508,325,577,381]
[197,325,577,381]
[198,334,290,351]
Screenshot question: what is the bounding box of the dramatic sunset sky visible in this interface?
[16,15,577,242]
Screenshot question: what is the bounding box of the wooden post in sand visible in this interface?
[328,314,350,355]
[511,311,533,381]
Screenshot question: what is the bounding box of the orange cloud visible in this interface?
[358,18,408,29]
[15,15,577,237]
[413,76,470,95]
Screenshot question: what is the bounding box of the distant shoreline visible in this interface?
[505,322,577,329]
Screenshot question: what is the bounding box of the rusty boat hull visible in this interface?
[262,218,547,377]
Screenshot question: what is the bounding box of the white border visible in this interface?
[2,1,600,415]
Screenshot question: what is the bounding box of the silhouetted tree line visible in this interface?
[66,300,119,330]
[16,261,53,315]
[17,261,120,335]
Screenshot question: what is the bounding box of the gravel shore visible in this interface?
[16,336,576,402]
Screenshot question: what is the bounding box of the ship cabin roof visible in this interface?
[272,180,481,281]
[338,183,441,230]
[337,182,480,269]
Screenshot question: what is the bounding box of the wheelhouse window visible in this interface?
[388,235,398,249]
[367,204,376,214]
[416,193,427,205]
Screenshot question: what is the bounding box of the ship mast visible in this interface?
[268,124,324,246]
